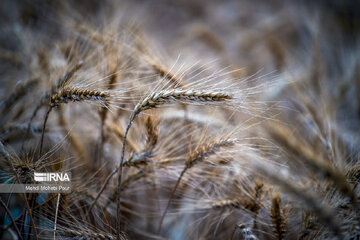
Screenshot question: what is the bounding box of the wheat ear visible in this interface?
[270,194,286,240]
[133,89,232,116]
[39,88,110,154]
[157,138,237,233]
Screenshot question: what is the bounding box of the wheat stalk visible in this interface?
[0,197,23,240]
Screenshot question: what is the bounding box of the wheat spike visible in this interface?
[186,138,237,168]
[50,88,109,107]
[134,89,232,116]
[270,194,286,240]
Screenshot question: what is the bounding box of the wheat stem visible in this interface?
[53,193,60,240]
[0,197,23,240]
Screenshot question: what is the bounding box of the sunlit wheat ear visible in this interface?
[270,194,286,240]
[157,137,237,233]
[133,89,232,116]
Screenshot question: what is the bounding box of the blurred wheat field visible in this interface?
[0,0,359,239]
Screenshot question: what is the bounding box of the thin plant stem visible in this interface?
[54,193,61,240]
[116,114,135,240]
[0,197,23,240]
[39,106,52,155]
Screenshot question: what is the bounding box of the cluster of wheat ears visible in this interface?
[0,1,359,240]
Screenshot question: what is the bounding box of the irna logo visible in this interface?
[34,172,71,182]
